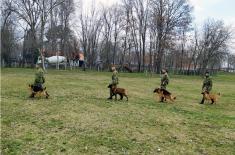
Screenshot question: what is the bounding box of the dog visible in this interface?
[28,84,49,99]
[201,91,220,104]
[153,88,176,102]
[107,84,128,101]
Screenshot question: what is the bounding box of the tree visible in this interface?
[7,0,41,65]
[150,0,192,73]
[78,5,103,68]
[133,0,150,71]
[1,0,18,66]
[199,19,232,73]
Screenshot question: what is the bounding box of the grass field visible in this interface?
[1,68,235,154]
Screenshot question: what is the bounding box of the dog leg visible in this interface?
[45,91,49,99]
[115,94,117,100]
[119,94,123,100]
[29,92,35,98]
[125,95,128,101]
[200,97,205,104]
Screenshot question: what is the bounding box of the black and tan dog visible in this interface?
[201,91,220,104]
[108,84,128,101]
[153,88,176,102]
[28,84,49,99]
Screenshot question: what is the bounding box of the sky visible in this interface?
[80,0,235,26]
[190,0,235,27]
[79,0,235,53]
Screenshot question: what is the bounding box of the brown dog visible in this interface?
[28,84,49,99]
[153,88,176,102]
[201,91,220,104]
[108,84,128,101]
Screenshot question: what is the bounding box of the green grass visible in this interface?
[1,68,235,154]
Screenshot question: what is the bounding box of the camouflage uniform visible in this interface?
[200,73,212,104]
[202,76,212,92]
[29,66,45,98]
[108,69,119,99]
[34,67,45,90]
[111,70,119,87]
[34,68,45,85]
[160,70,169,102]
[160,72,169,90]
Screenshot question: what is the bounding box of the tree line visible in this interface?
[1,0,234,74]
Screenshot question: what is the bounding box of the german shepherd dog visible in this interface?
[153,88,176,102]
[108,84,128,101]
[28,84,49,99]
[201,91,220,104]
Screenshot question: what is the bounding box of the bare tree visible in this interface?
[1,1,17,66]
[78,5,103,68]
[7,0,42,65]
[199,19,232,73]
[36,0,65,70]
[133,0,150,71]
[150,0,192,73]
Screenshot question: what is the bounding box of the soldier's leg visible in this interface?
[107,88,113,99]
[108,84,115,99]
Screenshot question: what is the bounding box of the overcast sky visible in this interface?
[78,0,235,53]
[80,0,235,26]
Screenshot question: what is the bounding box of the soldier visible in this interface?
[160,69,169,102]
[107,66,119,100]
[200,71,213,104]
[160,69,169,89]
[29,64,45,98]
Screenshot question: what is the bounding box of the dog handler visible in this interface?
[160,69,169,102]
[160,69,169,90]
[29,64,46,98]
[200,71,212,104]
[107,66,119,99]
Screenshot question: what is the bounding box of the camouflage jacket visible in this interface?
[161,73,169,89]
[34,68,45,85]
[111,71,119,85]
[202,77,212,92]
